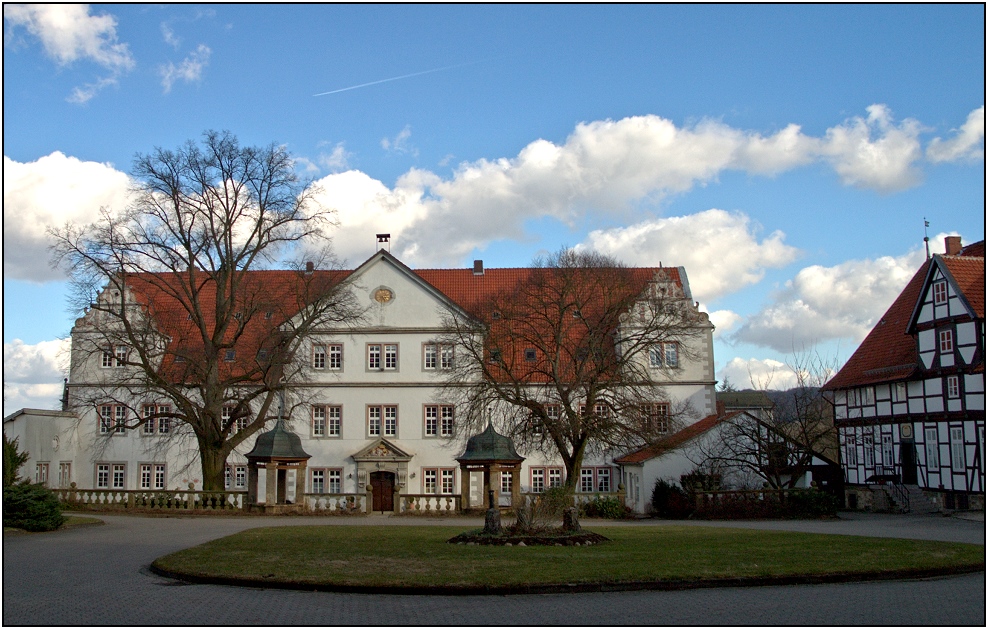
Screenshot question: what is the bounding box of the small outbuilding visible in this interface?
[456,423,524,511]
[245,416,311,513]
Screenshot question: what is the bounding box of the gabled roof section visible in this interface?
[614,411,743,464]
[906,251,985,333]
[824,240,984,392]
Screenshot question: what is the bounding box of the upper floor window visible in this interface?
[643,403,671,433]
[423,343,453,370]
[649,342,679,368]
[99,404,128,435]
[946,375,960,399]
[424,405,455,437]
[367,344,398,370]
[950,427,965,470]
[142,404,171,434]
[933,280,948,305]
[939,329,954,354]
[102,345,128,368]
[313,344,343,370]
[367,405,398,437]
[312,405,342,438]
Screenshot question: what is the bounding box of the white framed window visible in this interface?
[423,468,437,493]
[643,403,671,433]
[530,466,563,491]
[367,344,381,370]
[139,463,166,490]
[424,344,436,370]
[311,405,341,438]
[548,467,562,488]
[384,344,398,370]
[311,469,325,494]
[421,468,455,494]
[35,462,49,486]
[313,344,326,369]
[925,427,940,469]
[235,465,246,489]
[863,433,875,467]
[580,468,595,493]
[441,469,455,494]
[58,462,72,488]
[500,470,513,494]
[596,467,611,492]
[933,280,948,305]
[105,345,127,368]
[649,342,679,368]
[531,468,545,493]
[367,405,398,437]
[100,404,128,434]
[142,404,171,434]
[950,427,965,470]
[946,375,960,399]
[939,329,954,353]
[96,464,110,488]
[100,463,126,489]
[312,406,326,437]
[424,405,455,437]
[844,435,857,466]
[882,434,894,468]
[328,344,343,370]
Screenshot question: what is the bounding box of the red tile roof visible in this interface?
[614,411,742,464]
[823,241,985,391]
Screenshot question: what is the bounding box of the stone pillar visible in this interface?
[265,464,277,505]
[511,464,521,509]
[277,468,288,504]
[247,464,258,506]
[393,486,401,515]
[460,466,471,511]
[491,467,501,508]
[296,462,308,511]
[365,486,373,514]
[482,467,491,508]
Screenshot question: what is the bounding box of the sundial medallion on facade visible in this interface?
[374,288,393,303]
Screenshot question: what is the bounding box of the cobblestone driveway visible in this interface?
[3,512,984,625]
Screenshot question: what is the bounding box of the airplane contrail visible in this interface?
[313,61,480,97]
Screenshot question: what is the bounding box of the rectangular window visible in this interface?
[524,348,537,362]
[863,434,875,467]
[882,434,894,468]
[424,405,455,437]
[580,468,594,493]
[100,405,114,434]
[384,344,398,370]
[383,405,397,436]
[424,344,437,370]
[950,427,965,470]
[424,406,438,436]
[423,468,437,493]
[649,342,679,368]
[368,406,381,436]
[367,405,397,437]
[844,436,857,466]
[234,465,246,489]
[644,403,671,433]
[112,464,126,489]
[313,344,326,369]
[893,382,907,402]
[155,464,165,489]
[440,406,454,437]
[143,404,170,434]
[58,462,71,488]
[597,468,611,492]
[96,464,110,488]
[946,375,960,399]
[940,329,954,353]
[531,468,545,493]
[862,387,875,405]
[933,280,948,305]
[114,405,127,433]
[312,406,326,437]
[141,464,153,489]
[102,348,114,368]
[139,464,165,490]
[421,468,455,494]
[500,471,513,495]
[114,345,128,367]
[328,344,343,370]
[548,468,562,488]
[441,469,455,494]
[925,428,940,469]
[311,469,325,494]
[328,469,342,494]
[224,349,236,362]
[368,344,381,369]
[35,462,49,486]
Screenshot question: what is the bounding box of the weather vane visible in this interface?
[923,218,930,260]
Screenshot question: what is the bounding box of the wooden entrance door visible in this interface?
[900,440,918,484]
[370,471,395,512]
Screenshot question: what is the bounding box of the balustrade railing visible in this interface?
[302,493,366,514]
[56,486,246,511]
[398,494,461,514]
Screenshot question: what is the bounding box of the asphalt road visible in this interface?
[3,511,985,625]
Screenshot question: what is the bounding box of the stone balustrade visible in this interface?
[302,493,366,514]
[56,484,246,511]
[399,494,461,514]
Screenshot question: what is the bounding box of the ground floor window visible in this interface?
[225,465,247,490]
[530,466,564,493]
[140,463,166,490]
[422,468,455,494]
[579,467,612,492]
[310,468,342,494]
[97,463,126,489]
[35,462,49,486]
[58,462,72,488]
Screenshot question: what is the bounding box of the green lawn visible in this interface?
[152,525,984,590]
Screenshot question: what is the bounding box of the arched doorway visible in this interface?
[370,471,395,512]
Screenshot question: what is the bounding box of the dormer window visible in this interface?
[224,349,236,362]
[933,280,948,305]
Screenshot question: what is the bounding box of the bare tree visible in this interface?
[49,131,362,490]
[437,248,709,490]
[691,351,839,490]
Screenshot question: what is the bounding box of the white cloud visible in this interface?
[581,209,800,303]
[3,4,134,102]
[732,234,958,352]
[719,357,798,391]
[161,22,181,49]
[927,106,985,163]
[708,310,743,339]
[159,44,211,93]
[319,143,351,172]
[820,104,925,191]
[2,338,71,417]
[3,152,131,282]
[381,125,418,157]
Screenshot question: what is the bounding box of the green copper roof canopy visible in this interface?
[456,423,524,464]
[245,395,311,461]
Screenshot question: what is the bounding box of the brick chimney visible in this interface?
[473,260,484,276]
[944,236,962,256]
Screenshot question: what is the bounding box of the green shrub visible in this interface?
[786,488,840,517]
[3,434,30,488]
[3,482,66,532]
[650,479,693,518]
[580,495,629,519]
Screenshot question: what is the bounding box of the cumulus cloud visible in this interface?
[381,125,417,156]
[3,4,135,103]
[732,234,958,352]
[581,209,800,303]
[2,338,71,417]
[159,44,211,93]
[708,310,743,339]
[927,106,985,163]
[3,152,131,282]
[719,357,799,391]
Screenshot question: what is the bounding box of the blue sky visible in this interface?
[3,4,985,416]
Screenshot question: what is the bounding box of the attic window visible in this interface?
[174,355,186,363]
[265,312,273,320]
[224,350,236,362]
[491,311,502,320]
[489,350,502,364]
[187,313,193,320]
[234,312,243,321]
[257,349,269,361]
[524,348,537,362]
[572,309,582,318]
[933,280,948,305]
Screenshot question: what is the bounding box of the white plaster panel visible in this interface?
[892,402,907,415]
[918,304,933,323]
[959,346,976,364]
[925,379,943,396]
[908,398,925,414]
[875,384,891,401]
[835,405,848,420]
[939,353,954,368]
[876,401,891,416]
[920,351,935,370]
[947,399,962,413]
[907,380,924,396]
[966,393,985,411]
[925,396,944,413]
[964,374,985,393]
[918,329,935,351]
[934,305,948,320]
[957,321,976,346]
[862,406,876,418]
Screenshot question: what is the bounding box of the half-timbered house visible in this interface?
[823,237,985,511]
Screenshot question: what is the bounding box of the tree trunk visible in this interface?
[198,443,229,491]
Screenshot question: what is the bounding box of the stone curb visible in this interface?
[148,563,986,597]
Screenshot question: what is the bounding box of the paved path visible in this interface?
[3,512,985,625]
